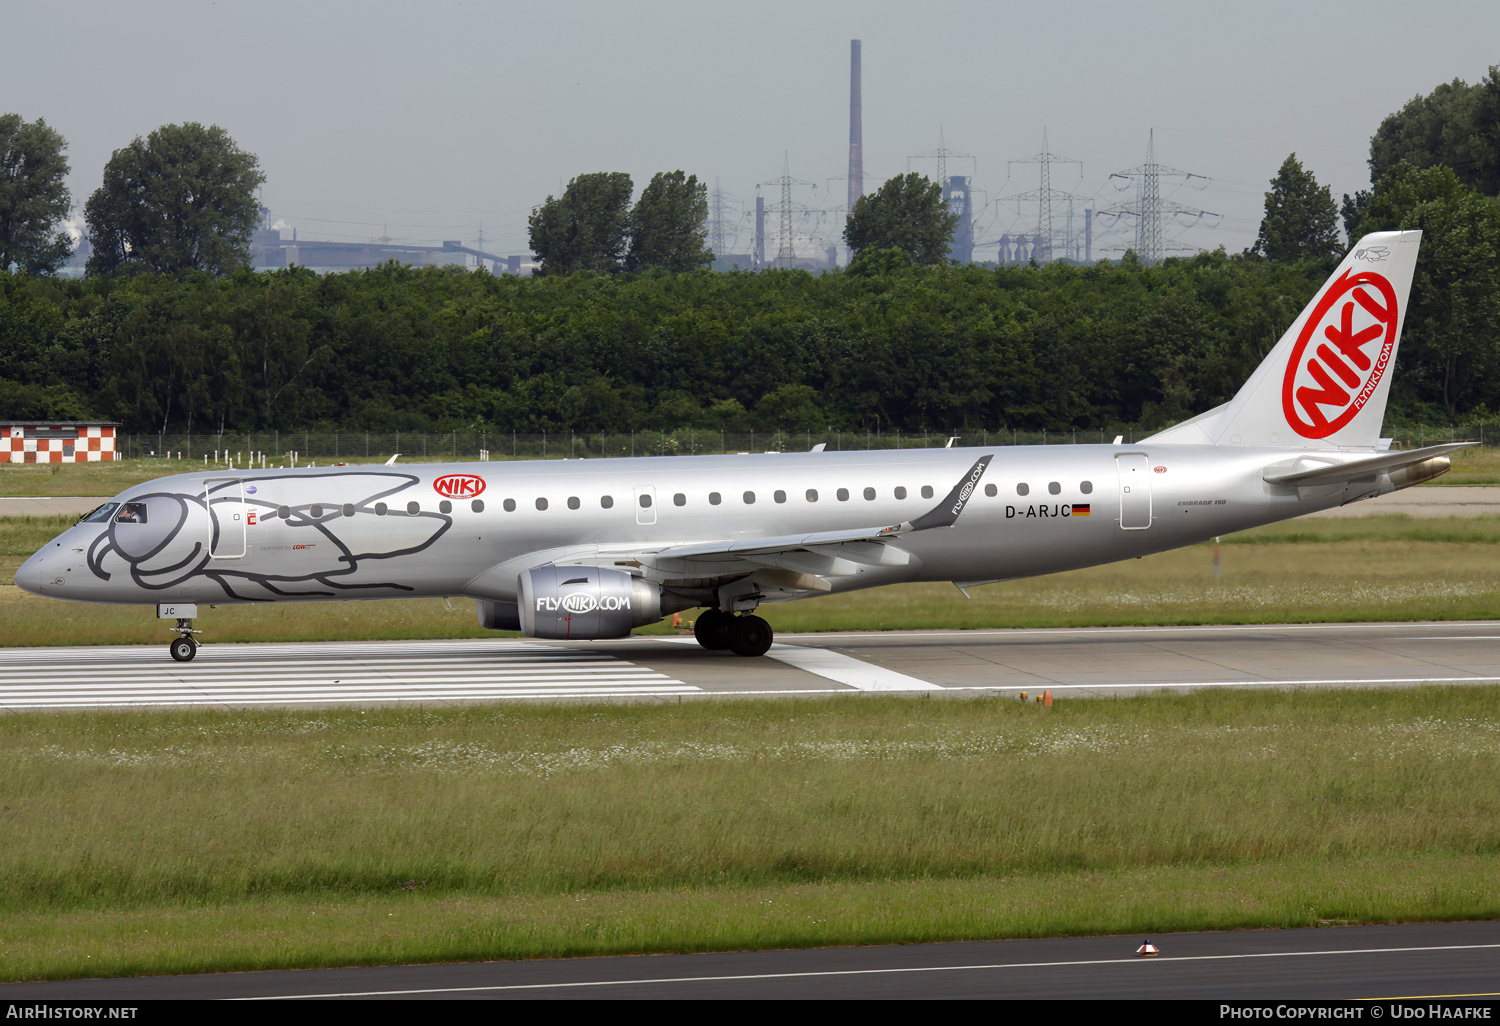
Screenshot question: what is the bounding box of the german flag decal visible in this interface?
[1071,504,1092,517]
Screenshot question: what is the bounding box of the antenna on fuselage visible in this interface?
[385,453,401,465]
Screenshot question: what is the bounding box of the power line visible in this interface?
[1100,129,1218,266]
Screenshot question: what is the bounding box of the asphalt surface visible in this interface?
[2,921,1496,999]
[3,621,1500,710]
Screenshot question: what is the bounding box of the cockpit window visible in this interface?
[113,502,149,525]
[79,503,119,524]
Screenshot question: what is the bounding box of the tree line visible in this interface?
[0,251,1427,435]
[1,67,1498,434]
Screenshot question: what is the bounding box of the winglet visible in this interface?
[908,455,992,531]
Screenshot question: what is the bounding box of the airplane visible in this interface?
[15,230,1467,662]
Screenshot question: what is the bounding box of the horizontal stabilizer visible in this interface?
[1262,442,1471,487]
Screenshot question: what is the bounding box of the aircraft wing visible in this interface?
[582,454,994,593]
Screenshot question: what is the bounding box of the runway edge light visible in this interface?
[1137,940,1159,957]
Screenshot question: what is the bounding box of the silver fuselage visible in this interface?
[14,443,1392,609]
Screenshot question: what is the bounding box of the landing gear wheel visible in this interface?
[727,614,773,657]
[693,608,733,651]
[169,636,198,662]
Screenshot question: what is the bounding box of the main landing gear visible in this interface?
[693,608,774,657]
[168,618,202,662]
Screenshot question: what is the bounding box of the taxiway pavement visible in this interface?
[3,620,1500,710]
[2,920,1497,999]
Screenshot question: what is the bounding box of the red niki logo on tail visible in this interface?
[1281,270,1400,439]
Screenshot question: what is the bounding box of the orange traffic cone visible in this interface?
[1136,940,1159,957]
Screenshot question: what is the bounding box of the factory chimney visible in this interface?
[848,39,863,218]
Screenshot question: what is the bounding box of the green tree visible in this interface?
[527,172,633,275]
[755,383,825,431]
[843,172,957,266]
[0,114,73,274]
[1354,162,1500,416]
[1252,154,1340,261]
[1341,189,1370,240]
[625,170,711,272]
[84,123,264,277]
[1369,68,1500,196]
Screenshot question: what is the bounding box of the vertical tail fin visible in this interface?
[1144,230,1421,449]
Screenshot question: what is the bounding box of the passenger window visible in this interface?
[311,504,323,518]
[535,498,548,511]
[709,492,722,505]
[407,501,420,515]
[863,487,876,501]
[639,493,653,508]
[837,488,850,501]
[743,491,756,504]
[1017,483,1030,496]
[1048,482,1061,495]
[674,493,686,506]
[278,505,291,519]
[921,486,934,499]
[503,499,516,512]
[894,486,907,500]
[471,499,485,513]
[601,495,614,509]
[806,489,819,502]
[567,497,580,510]
[439,500,452,514]
[375,503,388,516]
[343,503,355,517]
[984,484,997,497]
[1080,481,1093,494]
[774,490,786,503]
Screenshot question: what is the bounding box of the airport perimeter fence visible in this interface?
[117,423,1500,466]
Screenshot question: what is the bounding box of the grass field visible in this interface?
[1,687,1497,980]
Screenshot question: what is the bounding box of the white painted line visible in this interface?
[763,643,941,691]
[766,622,1500,641]
[241,941,1500,998]
[936,675,1500,691]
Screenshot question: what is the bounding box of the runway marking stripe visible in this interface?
[240,942,1500,999]
[763,643,942,691]
[0,641,697,709]
[0,668,664,682]
[4,693,702,708]
[0,678,681,693]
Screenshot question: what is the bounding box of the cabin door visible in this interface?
[205,478,247,558]
[1115,454,1153,530]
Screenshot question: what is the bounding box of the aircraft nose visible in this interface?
[14,548,51,596]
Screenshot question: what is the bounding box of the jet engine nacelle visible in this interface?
[518,565,663,640]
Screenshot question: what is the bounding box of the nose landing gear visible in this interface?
[168,618,201,662]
